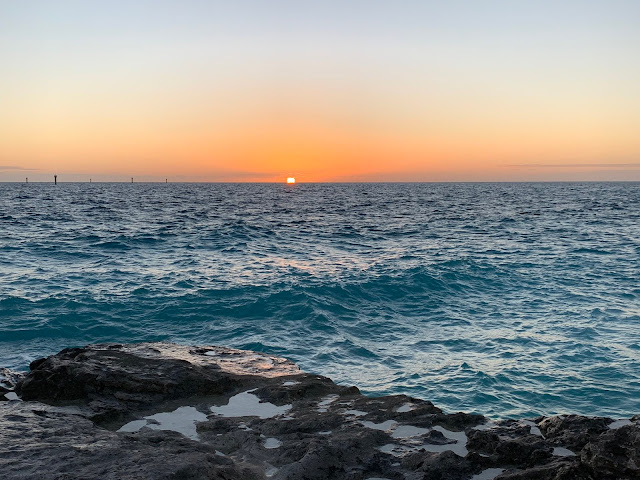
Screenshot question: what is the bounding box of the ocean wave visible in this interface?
[1,182,639,418]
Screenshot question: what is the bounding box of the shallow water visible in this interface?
[1,182,639,418]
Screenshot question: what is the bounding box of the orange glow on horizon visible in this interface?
[1,2,639,182]
[2,80,638,182]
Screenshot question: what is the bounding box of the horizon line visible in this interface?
[3,180,640,184]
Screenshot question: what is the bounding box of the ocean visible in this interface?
[1,182,638,418]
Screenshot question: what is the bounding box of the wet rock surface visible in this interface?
[0,367,25,398]
[1,342,638,480]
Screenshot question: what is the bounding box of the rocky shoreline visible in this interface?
[1,342,638,479]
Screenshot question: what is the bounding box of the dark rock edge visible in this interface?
[1,342,638,480]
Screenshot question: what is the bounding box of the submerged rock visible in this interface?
[1,342,638,479]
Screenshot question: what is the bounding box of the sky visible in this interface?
[1,0,639,182]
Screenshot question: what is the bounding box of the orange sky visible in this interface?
[1,1,639,182]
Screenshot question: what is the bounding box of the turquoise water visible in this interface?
[1,182,639,418]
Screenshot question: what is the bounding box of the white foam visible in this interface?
[396,403,414,413]
[391,425,430,438]
[609,419,632,429]
[4,392,20,401]
[471,468,505,480]
[553,447,575,457]
[361,420,398,432]
[211,390,291,419]
[318,430,332,435]
[215,450,226,456]
[264,437,282,449]
[317,394,339,412]
[118,406,208,440]
[282,381,299,386]
[344,409,368,417]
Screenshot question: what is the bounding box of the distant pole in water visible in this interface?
[26,177,28,183]
[166,178,168,183]
[131,177,133,183]
[90,178,92,183]
[54,175,57,185]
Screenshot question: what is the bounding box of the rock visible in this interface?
[0,367,25,389]
[580,423,640,479]
[495,461,594,480]
[0,402,253,480]
[538,415,610,451]
[1,368,25,402]
[16,343,303,423]
[0,342,637,479]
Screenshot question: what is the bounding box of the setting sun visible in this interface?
[286,177,296,184]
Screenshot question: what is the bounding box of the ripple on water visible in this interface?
[1,182,639,418]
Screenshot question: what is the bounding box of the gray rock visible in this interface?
[1,367,25,389]
[0,402,253,480]
[580,423,640,479]
[0,342,637,479]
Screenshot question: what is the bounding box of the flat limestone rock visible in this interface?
[1,342,638,480]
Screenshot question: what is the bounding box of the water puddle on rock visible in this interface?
[396,403,414,413]
[343,409,367,417]
[361,420,398,432]
[366,421,468,457]
[391,425,430,438]
[264,437,282,449]
[608,419,632,429]
[317,395,339,412]
[471,468,504,480]
[118,406,208,440]
[521,420,543,437]
[552,447,575,457]
[118,389,290,441]
[210,389,291,419]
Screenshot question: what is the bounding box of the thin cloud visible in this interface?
[0,165,39,171]
[182,170,282,181]
[506,163,640,168]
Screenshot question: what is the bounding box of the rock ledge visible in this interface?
[1,342,638,480]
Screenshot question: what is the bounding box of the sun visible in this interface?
[286,177,296,184]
